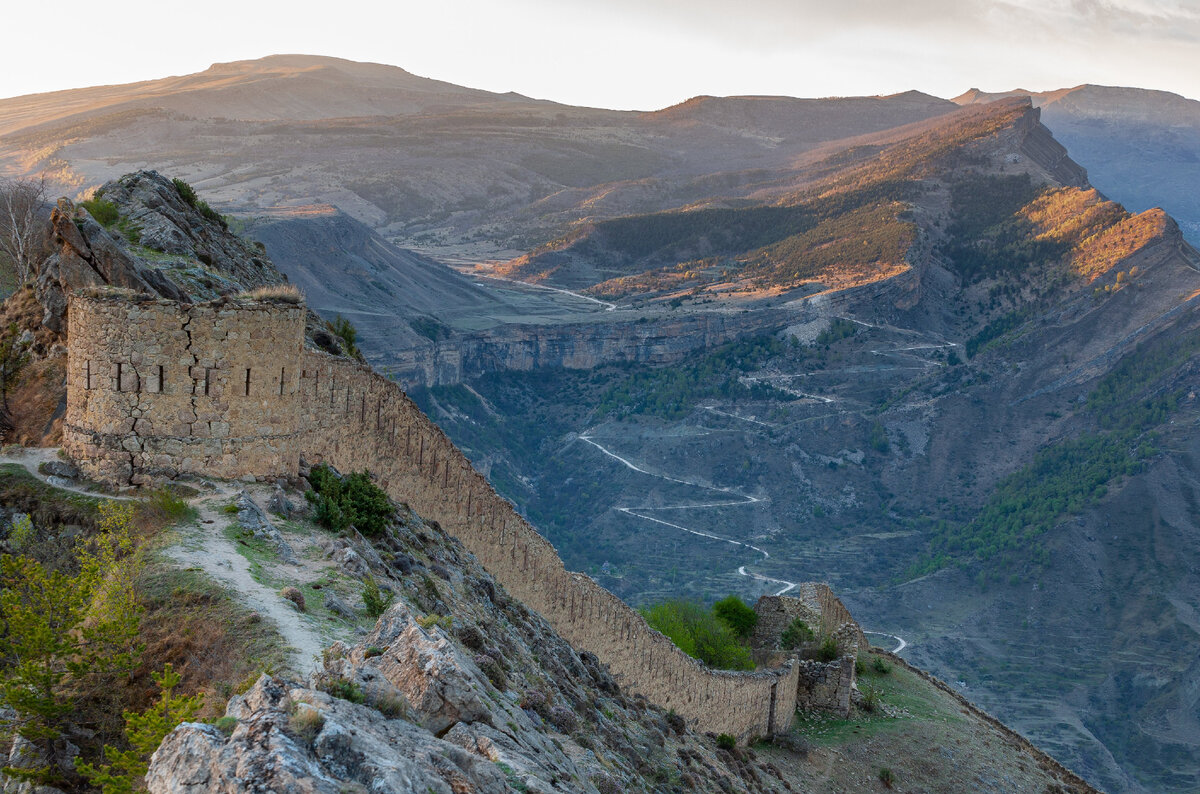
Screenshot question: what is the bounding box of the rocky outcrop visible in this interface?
[35,198,184,331]
[386,308,794,387]
[29,170,286,334]
[146,676,511,794]
[97,171,278,289]
[147,497,794,794]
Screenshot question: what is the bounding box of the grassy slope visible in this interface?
[763,651,1098,793]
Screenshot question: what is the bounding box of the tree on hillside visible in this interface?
[0,176,47,285]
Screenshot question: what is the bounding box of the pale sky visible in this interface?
[3,0,1199,108]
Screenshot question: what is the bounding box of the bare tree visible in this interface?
[0,175,47,285]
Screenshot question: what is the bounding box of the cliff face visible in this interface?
[387,309,795,387]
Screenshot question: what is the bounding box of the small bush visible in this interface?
[716,733,737,750]
[172,177,227,229]
[711,595,758,639]
[855,655,867,676]
[329,315,362,360]
[547,704,578,734]
[7,513,35,551]
[306,465,392,537]
[221,502,240,515]
[475,654,507,690]
[780,617,814,650]
[80,198,120,227]
[366,687,408,719]
[665,709,685,734]
[214,716,238,736]
[280,586,306,612]
[288,706,325,744]
[591,773,620,794]
[861,684,882,713]
[872,656,892,675]
[417,613,452,631]
[817,636,840,662]
[878,767,895,787]
[363,646,385,659]
[362,575,394,618]
[320,678,365,704]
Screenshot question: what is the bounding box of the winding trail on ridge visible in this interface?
[577,431,797,596]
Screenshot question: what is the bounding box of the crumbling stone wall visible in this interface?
[296,349,800,739]
[751,588,868,717]
[64,292,305,485]
[66,297,821,739]
[751,586,868,659]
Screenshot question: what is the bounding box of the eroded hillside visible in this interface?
[412,100,1200,793]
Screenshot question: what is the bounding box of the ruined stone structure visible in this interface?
[64,292,877,739]
[64,291,305,485]
[750,587,869,716]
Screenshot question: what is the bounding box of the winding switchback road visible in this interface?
[578,431,796,596]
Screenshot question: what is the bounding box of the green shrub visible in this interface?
[861,684,882,713]
[716,733,737,750]
[817,636,840,662]
[7,513,35,551]
[329,315,362,360]
[362,575,394,618]
[214,716,238,736]
[306,465,392,536]
[80,198,119,227]
[879,767,895,787]
[872,656,892,675]
[780,617,814,650]
[78,664,203,794]
[172,178,198,206]
[172,177,227,229]
[320,678,364,704]
[711,595,758,639]
[639,599,753,671]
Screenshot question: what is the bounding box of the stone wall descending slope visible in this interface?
[296,349,800,739]
[65,292,804,739]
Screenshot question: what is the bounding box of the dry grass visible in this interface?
[238,283,304,304]
[135,564,289,720]
[287,704,325,744]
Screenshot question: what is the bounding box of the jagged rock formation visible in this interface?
[145,484,797,794]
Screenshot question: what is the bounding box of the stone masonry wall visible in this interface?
[64,292,305,485]
[66,297,804,739]
[750,588,868,716]
[296,349,800,739]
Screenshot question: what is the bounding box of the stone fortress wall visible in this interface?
[64,292,305,486]
[65,292,876,740]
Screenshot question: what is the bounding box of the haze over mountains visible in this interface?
[5,55,1200,793]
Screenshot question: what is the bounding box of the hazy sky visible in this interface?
[3,0,1198,108]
